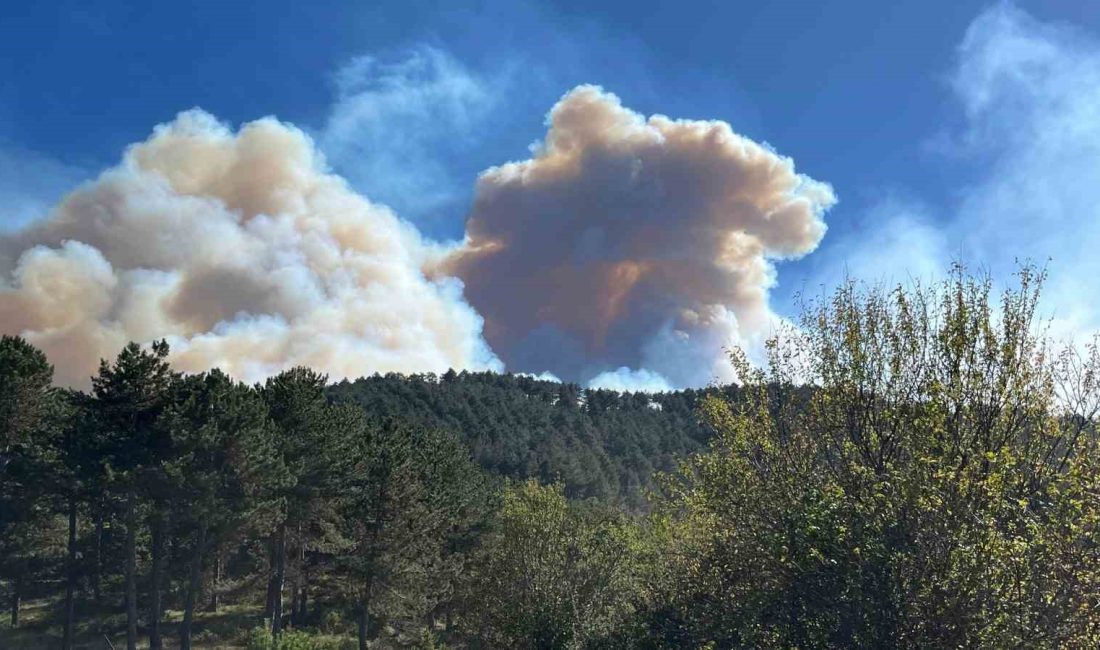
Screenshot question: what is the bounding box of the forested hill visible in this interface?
[327,370,737,507]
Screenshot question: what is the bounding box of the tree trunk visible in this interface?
[271,522,287,636]
[357,602,368,650]
[207,551,221,612]
[63,494,78,649]
[357,564,377,650]
[355,475,384,650]
[180,525,206,650]
[297,570,308,622]
[264,533,277,620]
[93,502,104,606]
[289,523,299,627]
[149,510,166,650]
[125,488,138,650]
[290,522,305,627]
[8,578,19,627]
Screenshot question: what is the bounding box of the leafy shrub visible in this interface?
[244,624,348,650]
[243,625,275,650]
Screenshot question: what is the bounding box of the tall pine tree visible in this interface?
[0,336,57,629]
[91,341,177,650]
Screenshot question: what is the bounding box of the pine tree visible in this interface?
[90,341,177,650]
[260,367,350,637]
[338,418,492,649]
[159,370,281,649]
[0,336,57,629]
[51,390,96,650]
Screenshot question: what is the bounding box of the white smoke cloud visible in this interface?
[1,73,837,390]
[15,8,1100,392]
[587,367,673,393]
[0,110,501,387]
[442,85,836,387]
[516,371,563,383]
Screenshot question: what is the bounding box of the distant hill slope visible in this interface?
[327,370,738,508]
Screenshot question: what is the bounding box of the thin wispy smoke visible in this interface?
[441,86,835,387]
[0,110,501,387]
[808,4,1100,345]
[320,46,497,230]
[0,143,88,232]
[950,3,1100,339]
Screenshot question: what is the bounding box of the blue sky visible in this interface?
[1,2,1090,227]
[0,2,1087,221]
[4,1,1100,387]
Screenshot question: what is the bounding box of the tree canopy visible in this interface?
[1,265,1098,648]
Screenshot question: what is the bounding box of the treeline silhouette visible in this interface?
[328,371,738,508]
[3,265,1100,648]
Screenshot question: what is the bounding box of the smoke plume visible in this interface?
[0,110,501,387]
[441,86,835,387]
[2,85,835,390]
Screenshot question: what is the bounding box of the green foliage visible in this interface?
[164,370,280,523]
[327,371,734,507]
[0,334,54,454]
[319,610,344,635]
[642,266,1100,648]
[0,335,60,627]
[245,624,350,650]
[90,339,177,483]
[4,264,1100,649]
[458,480,646,649]
[336,418,494,645]
[258,367,387,641]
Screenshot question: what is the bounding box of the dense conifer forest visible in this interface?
[2,268,1100,648]
[327,372,736,508]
